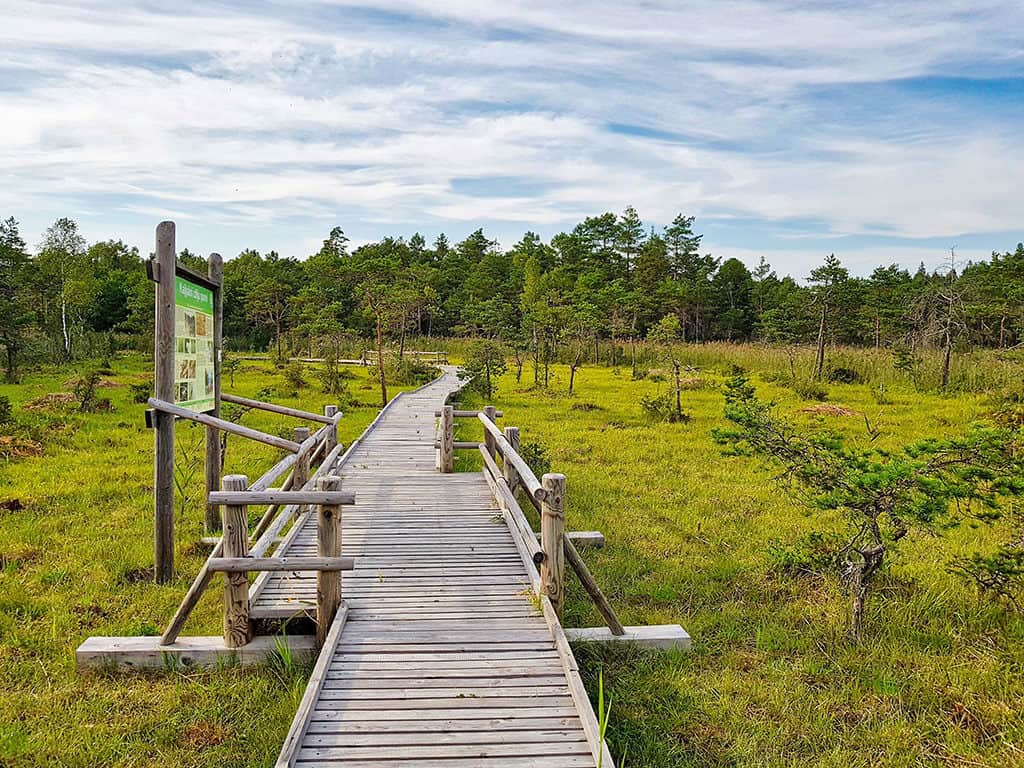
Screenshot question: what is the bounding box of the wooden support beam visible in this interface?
[440,405,454,474]
[537,530,605,548]
[482,405,497,458]
[153,221,176,583]
[316,475,343,648]
[565,624,692,651]
[323,405,338,452]
[208,490,355,506]
[293,427,311,514]
[503,426,520,492]
[221,393,335,424]
[207,556,354,573]
[148,397,301,452]
[204,251,223,535]
[433,440,483,450]
[221,474,252,648]
[564,536,625,635]
[540,473,566,619]
[77,634,318,671]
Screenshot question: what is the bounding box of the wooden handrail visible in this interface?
[148,398,301,452]
[222,393,336,424]
[433,409,503,418]
[477,412,546,503]
[208,556,354,573]
[209,490,355,506]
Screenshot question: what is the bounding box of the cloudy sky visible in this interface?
[2,1,1022,276]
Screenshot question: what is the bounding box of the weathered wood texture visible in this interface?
[268,368,607,768]
[204,251,223,534]
[153,221,176,583]
[148,397,302,452]
[316,475,343,648]
[221,392,336,424]
[221,474,252,648]
[540,474,567,619]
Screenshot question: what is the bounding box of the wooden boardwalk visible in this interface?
[265,369,607,768]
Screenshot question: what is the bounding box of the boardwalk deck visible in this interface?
[263,369,608,768]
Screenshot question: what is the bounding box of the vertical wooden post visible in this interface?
[483,405,497,458]
[294,426,311,509]
[540,473,566,619]
[440,405,454,473]
[324,405,338,453]
[503,426,520,492]
[222,474,252,648]
[154,221,176,583]
[316,474,343,648]
[204,252,223,534]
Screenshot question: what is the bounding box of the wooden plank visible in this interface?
[275,602,349,767]
[76,634,317,671]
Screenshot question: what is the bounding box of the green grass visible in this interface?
[1,348,1022,766]
[469,358,1024,768]
[0,356,423,767]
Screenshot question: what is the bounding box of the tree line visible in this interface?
[1,210,1021,382]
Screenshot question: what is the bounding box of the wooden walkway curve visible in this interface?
[262,368,610,768]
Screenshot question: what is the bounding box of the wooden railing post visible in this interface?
[316,474,343,648]
[483,405,497,458]
[324,406,338,453]
[294,427,311,510]
[153,221,176,583]
[440,405,454,473]
[541,473,566,619]
[204,251,223,535]
[503,426,520,492]
[222,474,252,648]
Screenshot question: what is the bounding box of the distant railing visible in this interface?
[149,397,355,649]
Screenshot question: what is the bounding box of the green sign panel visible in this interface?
[174,275,215,412]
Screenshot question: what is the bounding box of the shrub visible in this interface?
[391,357,436,387]
[987,387,1024,429]
[282,362,306,390]
[828,366,862,384]
[73,370,112,412]
[0,396,12,424]
[518,440,551,479]
[640,391,691,423]
[767,532,847,577]
[460,340,508,398]
[791,379,829,401]
[129,380,152,404]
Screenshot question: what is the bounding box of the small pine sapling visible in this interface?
[715,373,1024,640]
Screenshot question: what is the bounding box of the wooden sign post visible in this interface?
[150,221,223,583]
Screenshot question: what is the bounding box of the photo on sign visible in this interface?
[177,381,193,402]
[184,311,196,336]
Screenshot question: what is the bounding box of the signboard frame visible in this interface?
[148,222,224,582]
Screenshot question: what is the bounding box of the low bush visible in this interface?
[640,391,691,423]
[791,378,829,401]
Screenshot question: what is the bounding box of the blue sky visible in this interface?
[2,0,1022,277]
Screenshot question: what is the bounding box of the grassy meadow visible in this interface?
[1,344,1022,767]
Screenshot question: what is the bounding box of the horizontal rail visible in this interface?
[433,409,503,418]
[148,398,301,452]
[209,490,355,506]
[222,393,336,424]
[477,413,546,504]
[434,440,481,450]
[207,556,354,573]
[479,445,545,565]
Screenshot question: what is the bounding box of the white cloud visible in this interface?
[0,0,1021,270]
